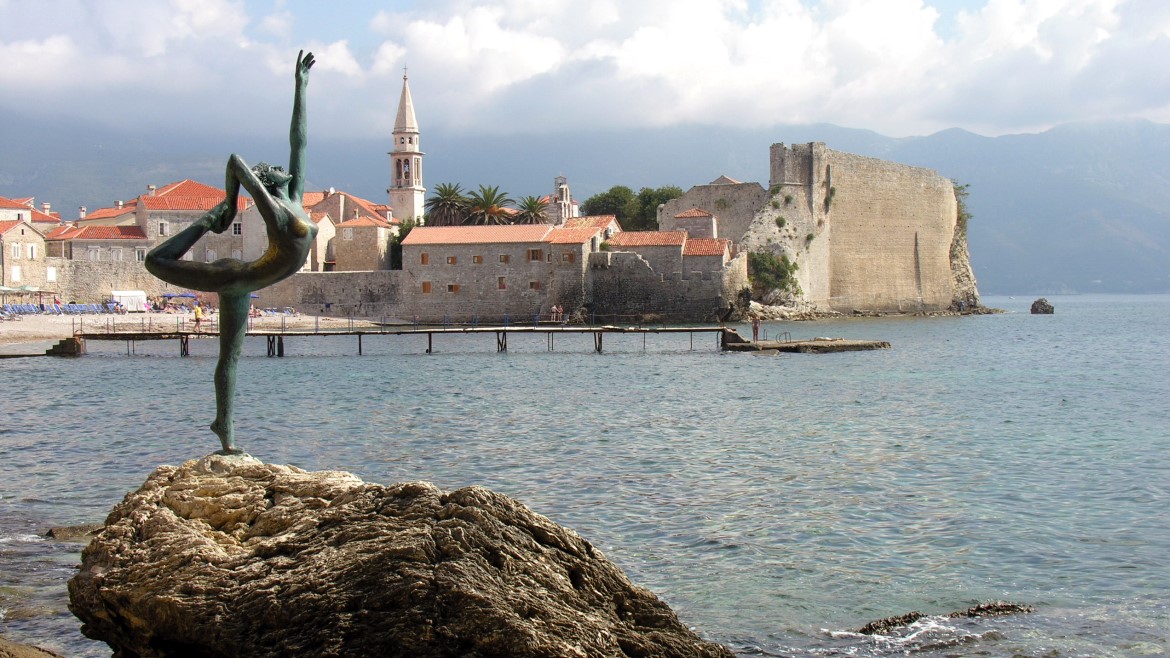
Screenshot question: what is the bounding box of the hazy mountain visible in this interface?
[3,110,1168,295]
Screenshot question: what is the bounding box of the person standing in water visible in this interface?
[145,50,317,455]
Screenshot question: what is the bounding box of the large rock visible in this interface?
[1030,298,1055,314]
[69,455,732,658]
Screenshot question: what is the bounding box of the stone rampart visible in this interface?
[261,270,407,318]
[657,182,768,243]
[44,258,176,304]
[586,251,747,322]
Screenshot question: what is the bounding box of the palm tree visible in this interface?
[465,185,514,225]
[423,182,468,226]
[512,195,550,225]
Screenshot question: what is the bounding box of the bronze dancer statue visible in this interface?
[146,51,317,454]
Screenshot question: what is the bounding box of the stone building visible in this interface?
[398,223,603,322]
[661,142,980,313]
[0,195,62,226]
[544,176,580,225]
[0,219,48,288]
[660,207,717,238]
[333,215,395,271]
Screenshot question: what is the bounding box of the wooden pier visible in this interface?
[71,324,890,357]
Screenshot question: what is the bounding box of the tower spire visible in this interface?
[388,70,425,222]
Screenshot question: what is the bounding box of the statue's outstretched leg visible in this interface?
[212,292,250,455]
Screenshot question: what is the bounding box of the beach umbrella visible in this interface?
[250,294,260,298]
[162,292,178,298]
[177,292,197,298]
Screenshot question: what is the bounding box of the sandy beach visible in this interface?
[0,312,384,350]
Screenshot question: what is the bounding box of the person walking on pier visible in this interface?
[145,50,317,455]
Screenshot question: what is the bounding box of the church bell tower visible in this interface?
[388,72,425,222]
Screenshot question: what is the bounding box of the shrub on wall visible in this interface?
[748,251,801,300]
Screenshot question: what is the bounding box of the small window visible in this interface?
[473,255,483,264]
[158,222,169,236]
[546,253,553,262]
[136,248,147,262]
[342,228,354,240]
[529,280,541,290]
[446,256,457,265]
[447,284,460,293]
[498,277,506,290]
[562,252,575,263]
[205,249,217,262]
[528,249,542,261]
[10,243,20,259]
[421,281,432,294]
[46,266,56,282]
[110,248,122,262]
[499,254,510,264]
[421,253,429,265]
[232,222,242,235]
[88,246,100,261]
[231,249,242,259]
[27,244,37,259]
[10,265,20,282]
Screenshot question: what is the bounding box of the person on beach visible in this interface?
[751,315,761,342]
[192,302,204,331]
[145,50,317,455]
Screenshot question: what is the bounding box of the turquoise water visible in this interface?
[2,295,1168,656]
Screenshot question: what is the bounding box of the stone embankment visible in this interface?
[68,454,733,658]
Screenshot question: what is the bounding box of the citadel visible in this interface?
[0,75,981,322]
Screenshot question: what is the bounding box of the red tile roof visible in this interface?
[607,231,687,247]
[46,225,148,240]
[675,207,712,218]
[402,224,552,246]
[546,227,601,244]
[335,216,393,228]
[155,179,223,198]
[0,219,26,235]
[0,196,29,210]
[683,237,730,257]
[80,204,137,221]
[563,215,619,230]
[139,195,248,212]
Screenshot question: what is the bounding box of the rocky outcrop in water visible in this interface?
[1031,298,1055,314]
[68,454,732,658]
[855,601,1035,635]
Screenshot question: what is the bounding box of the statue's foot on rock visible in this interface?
[210,420,242,455]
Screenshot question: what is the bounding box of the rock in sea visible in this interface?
[68,454,732,658]
[1030,298,1055,314]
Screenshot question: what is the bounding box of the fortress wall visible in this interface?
[585,251,746,322]
[657,183,768,243]
[261,270,407,318]
[822,149,957,312]
[47,258,176,303]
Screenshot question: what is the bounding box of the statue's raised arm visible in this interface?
[288,50,314,205]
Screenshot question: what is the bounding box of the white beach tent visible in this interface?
[111,290,148,312]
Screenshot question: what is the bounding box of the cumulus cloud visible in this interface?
[1,0,1168,138]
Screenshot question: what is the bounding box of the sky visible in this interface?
[2,0,1169,141]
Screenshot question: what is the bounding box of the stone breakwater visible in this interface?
[68,454,733,658]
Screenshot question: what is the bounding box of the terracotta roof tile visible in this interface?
[402,225,551,246]
[47,225,148,240]
[155,180,223,198]
[563,215,619,230]
[138,195,247,212]
[546,227,601,244]
[675,207,713,218]
[607,231,687,247]
[683,237,730,257]
[335,216,393,228]
[0,196,29,210]
[0,219,24,234]
[80,204,137,221]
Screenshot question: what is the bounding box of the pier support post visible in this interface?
[426,333,433,354]
[267,336,276,357]
[358,334,363,356]
[179,336,188,357]
[594,332,603,353]
[496,331,507,353]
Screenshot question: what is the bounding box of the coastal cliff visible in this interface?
[68,454,732,658]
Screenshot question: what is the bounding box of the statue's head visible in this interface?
[253,162,292,191]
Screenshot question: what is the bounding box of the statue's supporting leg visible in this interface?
[212,292,250,454]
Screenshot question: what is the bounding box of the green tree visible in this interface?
[953,181,971,238]
[512,195,550,225]
[628,185,683,231]
[423,182,468,227]
[466,185,515,225]
[389,217,418,270]
[581,185,636,225]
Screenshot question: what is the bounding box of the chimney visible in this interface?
[42,202,51,213]
[116,200,123,209]
[79,206,87,219]
[147,185,157,196]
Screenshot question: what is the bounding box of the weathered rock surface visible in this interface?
[855,601,1035,635]
[0,637,65,658]
[69,455,732,658]
[1031,298,1055,314]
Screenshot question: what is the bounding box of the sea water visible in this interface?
[1,294,1168,657]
